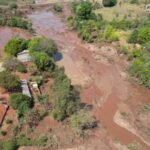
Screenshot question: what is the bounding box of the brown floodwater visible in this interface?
[27,10,150,149]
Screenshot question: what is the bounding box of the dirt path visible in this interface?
[27,9,150,150]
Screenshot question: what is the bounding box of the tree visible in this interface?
[29,37,57,56]
[53,3,63,12]
[75,1,93,20]
[0,71,21,91]
[5,37,28,56]
[31,52,55,71]
[9,93,33,117]
[52,68,80,121]
[102,0,117,7]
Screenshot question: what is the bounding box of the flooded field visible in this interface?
[27,9,150,150]
[0,5,149,150]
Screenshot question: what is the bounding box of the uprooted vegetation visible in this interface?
[0,36,97,149]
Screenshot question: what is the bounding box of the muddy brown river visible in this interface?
[0,7,149,150]
[27,10,150,150]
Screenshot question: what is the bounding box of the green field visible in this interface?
[0,0,17,5]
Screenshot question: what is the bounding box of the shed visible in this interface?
[21,80,31,97]
[17,50,31,63]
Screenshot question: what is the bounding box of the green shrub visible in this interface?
[73,1,93,20]
[9,93,33,117]
[70,110,97,135]
[7,16,32,31]
[9,3,18,10]
[129,52,150,88]
[128,27,150,45]
[52,68,80,121]
[5,37,28,56]
[110,19,138,30]
[102,0,117,7]
[0,71,21,91]
[103,25,119,42]
[53,3,63,12]
[31,52,55,71]
[78,20,98,42]
[128,49,142,60]
[29,37,57,56]
[0,139,18,150]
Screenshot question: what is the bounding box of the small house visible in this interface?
[17,50,31,63]
[21,80,32,97]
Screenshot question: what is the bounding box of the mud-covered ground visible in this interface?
[0,3,150,150]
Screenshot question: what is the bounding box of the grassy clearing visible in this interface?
[95,2,146,21]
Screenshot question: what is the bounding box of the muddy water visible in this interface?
[27,10,150,149]
[0,27,32,57]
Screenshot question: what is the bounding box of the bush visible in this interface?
[70,110,97,135]
[0,139,18,150]
[9,3,18,10]
[9,93,33,117]
[3,57,27,73]
[52,68,80,121]
[29,37,57,57]
[110,19,138,30]
[7,16,32,31]
[78,20,98,42]
[102,0,117,7]
[73,1,93,20]
[31,52,55,71]
[101,25,119,42]
[0,71,21,91]
[128,27,150,45]
[129,52,150,88]
[5,37,28,56]
[53,3,63,12]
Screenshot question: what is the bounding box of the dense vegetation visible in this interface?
[69,1,118,43]
[31,52,55,71]
[5,37,28,56]
[29,37,57,57]
[69,0,150,88]
[0,71,21,91]
[51,68,80,121]
[9,93,33,118]
[0,135,47,150]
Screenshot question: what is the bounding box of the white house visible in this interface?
[17,50,31,63]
